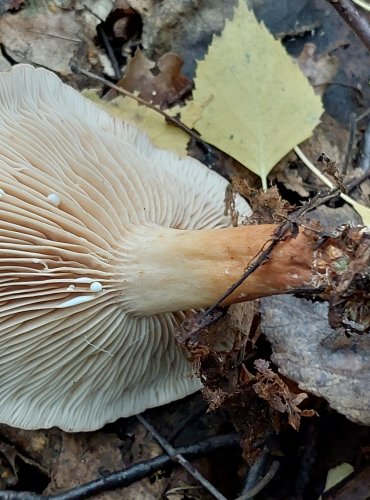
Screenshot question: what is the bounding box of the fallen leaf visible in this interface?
[83,89,189,155]
[0,1,115,75]
[118,49,192,107]
[273,160,311,198]
[180,0,323,189]
[133,0,236,77]
[260,295,370,425]
[253,359,316,431]
[0,7,83,75]
[44,432,125,497]
[297,43,339,94]
[323,463,354,492]
[0,425,62,475]
[322,464,370,500]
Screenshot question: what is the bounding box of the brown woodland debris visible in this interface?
[117,48,192,106]
[297,43,339,95]
[231,183,292,224]
[0,9,84,75]
[44,432,126,498]
[179,302,314,432]
[253,359,316,431]
[0,425,62,475]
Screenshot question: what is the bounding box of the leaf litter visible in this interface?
[180,0,324,190]
[0,0,370,498]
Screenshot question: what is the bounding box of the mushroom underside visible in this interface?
[0,65,251,431]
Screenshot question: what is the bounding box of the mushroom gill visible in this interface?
[0,64,252,431]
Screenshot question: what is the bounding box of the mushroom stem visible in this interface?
[128,224,316,314]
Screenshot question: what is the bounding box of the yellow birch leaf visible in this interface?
[82,90,189,156]
[181,0,324,190]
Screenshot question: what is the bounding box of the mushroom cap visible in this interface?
[0,64,251,431]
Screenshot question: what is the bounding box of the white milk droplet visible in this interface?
[90,281,103,293]
[47,193,61,207]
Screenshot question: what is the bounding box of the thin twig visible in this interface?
[137,415,228,500]
[326,0,370,51]
[26,31,81,43]
[358,118,370,171]
[342,112,357,174]
[0,434,239,500]
[70,65,203,144]
[353,0,370,12]
[239,446,270,495]
[97,27,122,81]
[347,168,370,191]
[235,461,280,500]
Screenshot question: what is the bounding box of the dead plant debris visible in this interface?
[0,0,369,499]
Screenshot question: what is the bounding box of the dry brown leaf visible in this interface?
[0,1,114,74]
[44,432,125,498]
[118,49,192,107]
[0,425,62,475]
[260,295,370,425]
[253,359,316,431]
[272,159,311,198]
[0,7,85,74]
[297,43,339,95]
[122,421,168,500]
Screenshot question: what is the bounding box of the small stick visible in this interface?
[239,445,270,495]
[235,461,280,500]
[70,64,202,144]
[98,27,122,81]
[347,168,370,192]
[137,414,228,500]
[358,118,370,171]
[342,112,357,174]
[326,0,370,51]
[0,434,239,500]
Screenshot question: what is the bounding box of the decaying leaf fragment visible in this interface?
[297,43,339,94]
[181,0,323,189]
[118,49,192,107]
[253,359,316,431]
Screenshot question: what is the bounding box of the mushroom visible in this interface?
[0,65,315,431]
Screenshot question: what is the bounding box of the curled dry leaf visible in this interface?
[260,295,370,425]
[118,48,192,107]
[253,359,316,431]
